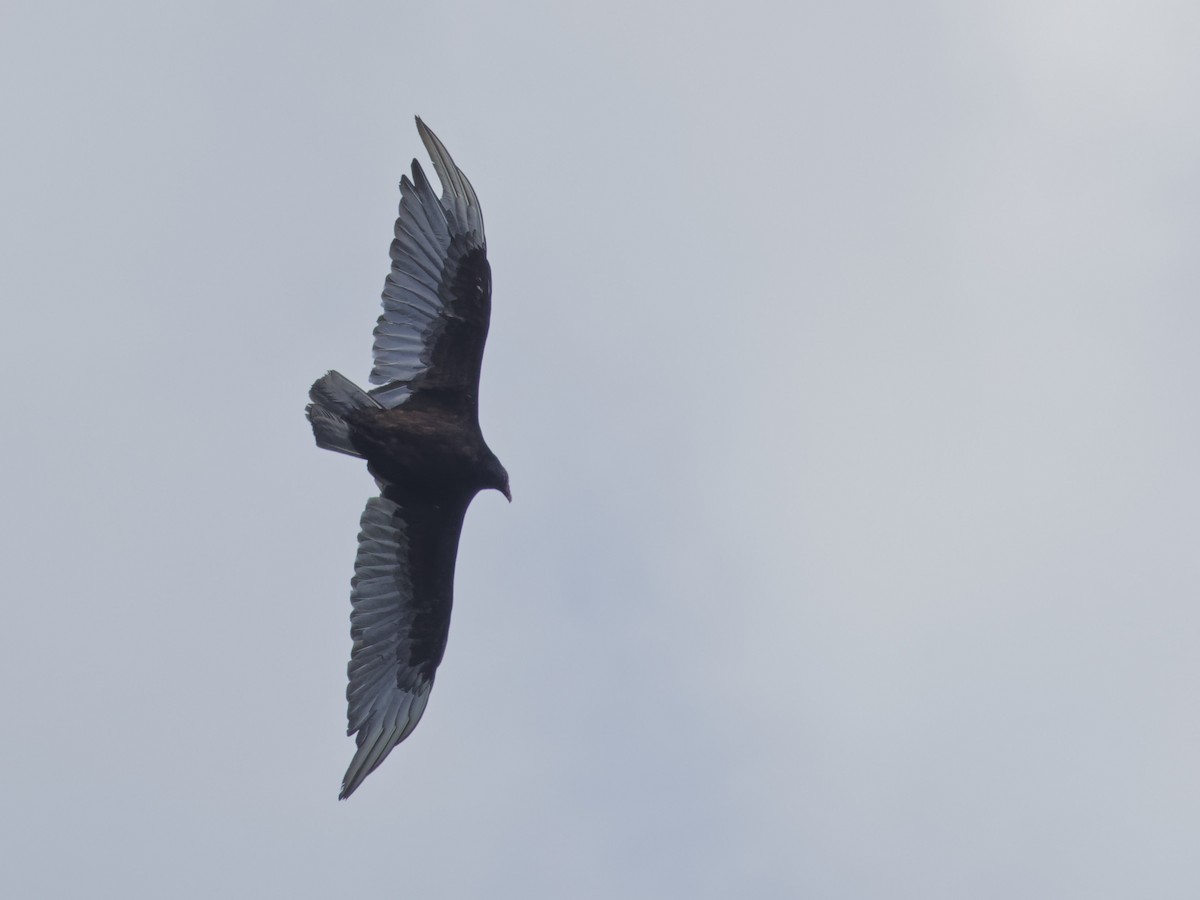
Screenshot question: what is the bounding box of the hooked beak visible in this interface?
[502,483,512,503]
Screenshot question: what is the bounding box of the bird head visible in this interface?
[484,454,511,503]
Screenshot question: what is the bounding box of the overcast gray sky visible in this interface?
[3,1,1199,897]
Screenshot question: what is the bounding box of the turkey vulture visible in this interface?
[306,118,509,799]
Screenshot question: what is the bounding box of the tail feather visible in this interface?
[306,371,381,457]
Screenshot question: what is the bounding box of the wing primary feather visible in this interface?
[415,116,484,243]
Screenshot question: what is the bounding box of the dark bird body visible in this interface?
[306,119,508,799]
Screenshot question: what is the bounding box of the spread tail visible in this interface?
[306,371,381,458]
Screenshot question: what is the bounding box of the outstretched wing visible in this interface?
[341,486,469,799]
[369,118,491,416]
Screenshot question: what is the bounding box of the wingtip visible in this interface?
[414,117,443,159]
[414,115,433,143]
[408,116,483,241]
[413,116,439,171]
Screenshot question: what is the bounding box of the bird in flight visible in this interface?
[306,118,509,799]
